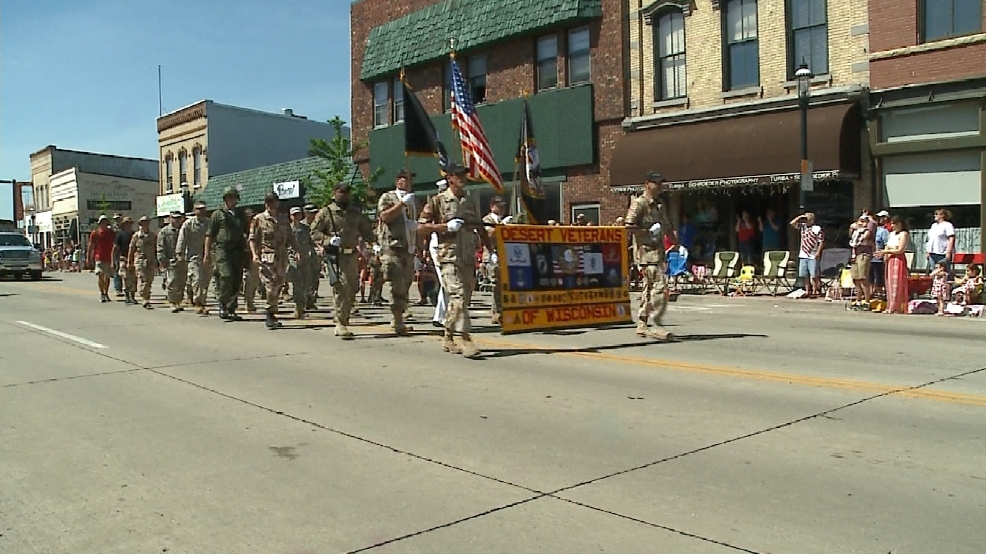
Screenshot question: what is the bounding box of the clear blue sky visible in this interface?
[0,0,353,187]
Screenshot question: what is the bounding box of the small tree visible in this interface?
[306,116,383,209]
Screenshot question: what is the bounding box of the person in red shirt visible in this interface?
[86,215,118,303]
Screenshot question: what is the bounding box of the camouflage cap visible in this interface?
[138,215,150,223]
[222,186,240,198]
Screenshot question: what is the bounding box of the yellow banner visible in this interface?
[495,224,631,333]
[500,302,633,334]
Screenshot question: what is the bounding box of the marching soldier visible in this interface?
[113,217,137,305]
[481,196,512,325]
[176,200,211,315]
[312,182,375,339]
[288,206,315,320]
[376,168,418,335]
[625,171,677,341]
[204,187,249,321]
[128,215,158,309]
[304,203,321,309]
[417,162,490,358]
[249,192,298,330]
[242,207,260,312]
[157,211,187,313]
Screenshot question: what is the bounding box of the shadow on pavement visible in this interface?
[479,332,767,359]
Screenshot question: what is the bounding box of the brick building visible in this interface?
[351,0,628,225]
[867,0,986,255]
[611,0,871,259]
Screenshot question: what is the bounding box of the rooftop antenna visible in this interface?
[158,65,164,116]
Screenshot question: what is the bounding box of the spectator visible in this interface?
[678,214,696,252]
[735,210,756,265]
[877,216,910,314]
[930,260,950,316]
[791,212,824,298]
[952,264,983,306]
[926,208,956,272]
[758,208,782,252]
[871,211,890,298]
[848,210,876,310]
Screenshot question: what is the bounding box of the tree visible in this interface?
[306,116,383,210]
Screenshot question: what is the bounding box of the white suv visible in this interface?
[0,232,43,281]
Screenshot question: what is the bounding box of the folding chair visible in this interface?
[666,250,688,292]
[709,251,739,295]
[757,250,793,296]
[818,248,850,294]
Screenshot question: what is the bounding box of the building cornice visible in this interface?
[156,101,208,133]
[623,84,866,130]
[870,33,986,61]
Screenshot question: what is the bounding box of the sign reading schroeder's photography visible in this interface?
[495,225,631,334]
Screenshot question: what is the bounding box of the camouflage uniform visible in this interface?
[206,206,249,315]
[625,193,675,339]
[129,228,157,305]
[419,187,483,356]
[249,210,296,318]
[312,201,375,336]
[176,213,211,312]
[377,190,417,331]
[482,213,502,324]
[368,251,384,304]
[157,221,187,309]
[289,219,315,318]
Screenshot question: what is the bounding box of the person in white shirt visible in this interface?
[926,208,956,272]
[430,179,449,326]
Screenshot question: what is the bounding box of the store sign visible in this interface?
[274,180,301,200]
[156,193,185,216]
[495,225,631,334]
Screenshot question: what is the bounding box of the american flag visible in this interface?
[450,57,504,192]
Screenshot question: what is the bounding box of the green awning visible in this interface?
[360,0,602,81]
[196,157,363,210]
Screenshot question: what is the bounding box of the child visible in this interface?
[952,264,983,306]
[848,214,868,260]
[930,260,950,316]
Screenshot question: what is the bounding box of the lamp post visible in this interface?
[795,59,813,212]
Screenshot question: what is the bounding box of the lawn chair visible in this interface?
[709,251,739,295]
[731,265,758,296]
[757,250,794,296]
[818,248,850,293]
[666,250,688,291]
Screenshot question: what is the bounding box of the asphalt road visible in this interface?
[1,273,984,554]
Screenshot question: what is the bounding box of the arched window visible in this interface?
[192,147,203,188]
[164,154,174,192]
[655,10,686,100]
[178,150,188,186]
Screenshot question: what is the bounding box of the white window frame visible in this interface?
[373,81,389,128]
[567,27,592,85]
[537,34,559,91]
[571,202,601,225]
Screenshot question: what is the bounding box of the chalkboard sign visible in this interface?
[804,181,853,247]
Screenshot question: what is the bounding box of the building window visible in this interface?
[373,81,388,127]
[571,203,600,226]
[922,0,982,42]
[192,147,202,188]
[723,0,759,90]
[165,154,174,192]
[392,77,404,123]
[468,54,487,104]
[537,35,559,91]
[178,150,187,186]
[788,0,828,77]
[655,10,687,100]
[568,27,591,84]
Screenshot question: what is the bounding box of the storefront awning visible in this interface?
[610,103,861,192]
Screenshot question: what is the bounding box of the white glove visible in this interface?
[405,219,419,232]
[329,236,342,247]
[372,244,381,254]
[502,216,514,225]
[490,253,499,265]
[648,222,662,236]
[447,218,464,232]
[401,192,416,206]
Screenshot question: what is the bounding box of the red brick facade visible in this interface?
[350,0,628,224]
[869,0,986,89]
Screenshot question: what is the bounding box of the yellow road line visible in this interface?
[17,280,986,407]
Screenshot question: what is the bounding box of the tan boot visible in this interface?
[644,327,676,342]
[334,323,355,340]
[491,312,501,325]
[443,334,461,354]
[391,316,413,336]
[460,335,480,359]
[294,306,305,320]
[636,322,647,337]
[170,303,181,313]
[194,305,205,315]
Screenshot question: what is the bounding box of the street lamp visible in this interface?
[795,59,813,211]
